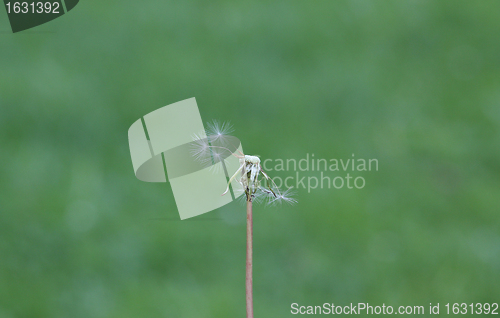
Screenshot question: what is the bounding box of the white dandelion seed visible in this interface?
[190,132,213,168]
[206,120,234,142]
[267,187,297,206]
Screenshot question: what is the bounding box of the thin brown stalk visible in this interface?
[246,199,254,318]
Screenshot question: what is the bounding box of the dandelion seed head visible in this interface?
[191,120,297,206]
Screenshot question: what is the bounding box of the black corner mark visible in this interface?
[3,0,79,33]
[64,0,78,12]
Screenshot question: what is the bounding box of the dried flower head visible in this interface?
[191,121,296,205]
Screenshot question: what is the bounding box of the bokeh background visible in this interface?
[1,1,500,317]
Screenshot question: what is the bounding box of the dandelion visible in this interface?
[192,121,295,204]
[191,121,296,318]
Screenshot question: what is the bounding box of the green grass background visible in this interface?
[1,1,499,317]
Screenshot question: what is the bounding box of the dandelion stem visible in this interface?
[246,198,254,318]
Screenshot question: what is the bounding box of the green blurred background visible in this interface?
[1,1,499,317]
